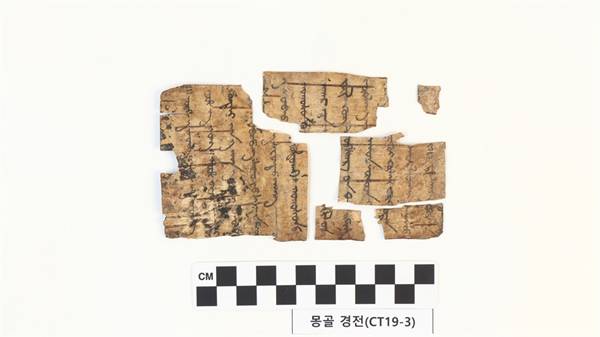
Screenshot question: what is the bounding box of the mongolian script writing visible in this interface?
[160,85,308,241]
[375,203,443,239]
[315,205,364,241]
[263,72,388,133]
[338,132,445,206]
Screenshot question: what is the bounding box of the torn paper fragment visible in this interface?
[262,72,388,133]
[375,203,443,239]
[417,85,441,114]
[315,205,364,241]
[338,132,445,206]
[160,85,308,241]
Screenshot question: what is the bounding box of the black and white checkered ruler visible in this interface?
[192,262,436,308]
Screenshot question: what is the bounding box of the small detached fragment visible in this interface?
[417,85,441,114]
[315,204,365,241]
[375,203,443,239]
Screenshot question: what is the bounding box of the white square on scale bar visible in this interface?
[256,285,276,307]
[295,285,316,306]
[335,284,355,306]
[375,284,395,306]
[315,263,336,285]
[235,264,256,286]
[355,263,375,284]
[415,284,437,306]
[395,263,415,284]
[275,263,295,285]
[216,287,236,307]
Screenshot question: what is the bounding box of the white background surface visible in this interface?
[1,0,599,336]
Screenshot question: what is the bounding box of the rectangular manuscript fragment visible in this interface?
[338,132,445,206]
[315,205,364,241]
[160,85,308,241]
[375,203,443,239]
[262,72,388,133]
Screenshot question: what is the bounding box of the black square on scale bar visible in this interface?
[236,286,257,306]
[216,266,237,286]
[196,286,217,306]
[414,264,435,284]
[276,285,296,305]
[335,265,356,284]
[375,264,395,284]
[316,285,336,304]
[395,284,415,304]
[256,265,276,285]
[355,284,375,304]
[296,265,316,285]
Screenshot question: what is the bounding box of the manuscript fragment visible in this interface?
[417,85,441,114]
[315,205,364,241]
[375,203,443,239]
[160,85,308,241]
[338,132,445,206]
[262,72,388,133]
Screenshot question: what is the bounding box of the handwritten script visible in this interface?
[315,205,364,241]
[376,203,443,239]
[263,72,388,133]
[338,132,445,206]
[160,85,308,241]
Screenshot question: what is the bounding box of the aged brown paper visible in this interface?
[262,72,388,133]
[417,85,441,114]
[338,132,445,206]
[375,203,443,239]
[315,205,364,241]
[160,85,308,241]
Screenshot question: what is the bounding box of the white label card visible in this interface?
[292,308,434,335]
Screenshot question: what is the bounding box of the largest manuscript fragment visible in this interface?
[262,72,388,133]
[160,85,308,241]
[338,133,445,206]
